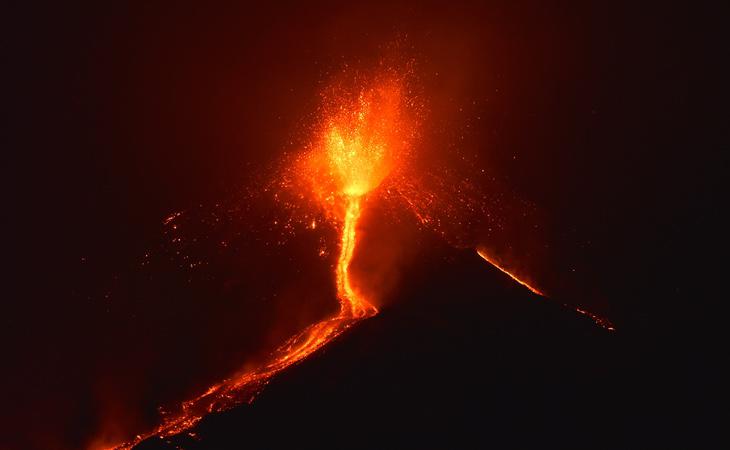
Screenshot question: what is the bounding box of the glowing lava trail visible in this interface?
[476,247,614,331]
[109,72,413,450]
[337,197,377,318]
[476,248,545,296]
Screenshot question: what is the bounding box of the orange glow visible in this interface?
[476,248,545,296]
[106,72,413,450]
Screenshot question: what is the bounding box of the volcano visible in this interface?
[6,2,722,449]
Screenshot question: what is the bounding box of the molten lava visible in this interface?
[109,73,413,449]
[476,248,545,296]
[477,247,614,331]
[337,198,377,318]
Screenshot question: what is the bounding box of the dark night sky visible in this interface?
[4,1,725,449]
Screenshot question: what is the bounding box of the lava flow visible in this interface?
[476,247,615,331]
[476,248,545,296]
[108,73,413,449]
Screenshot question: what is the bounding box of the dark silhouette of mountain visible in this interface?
[134,245,714,449]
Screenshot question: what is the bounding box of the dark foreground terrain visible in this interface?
[135,246,716,449]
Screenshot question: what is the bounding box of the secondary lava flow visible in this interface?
[476,247,615,331]
[109,74,410,449]
[476,248,545,296]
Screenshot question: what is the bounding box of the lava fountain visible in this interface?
[107,72,415,449]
